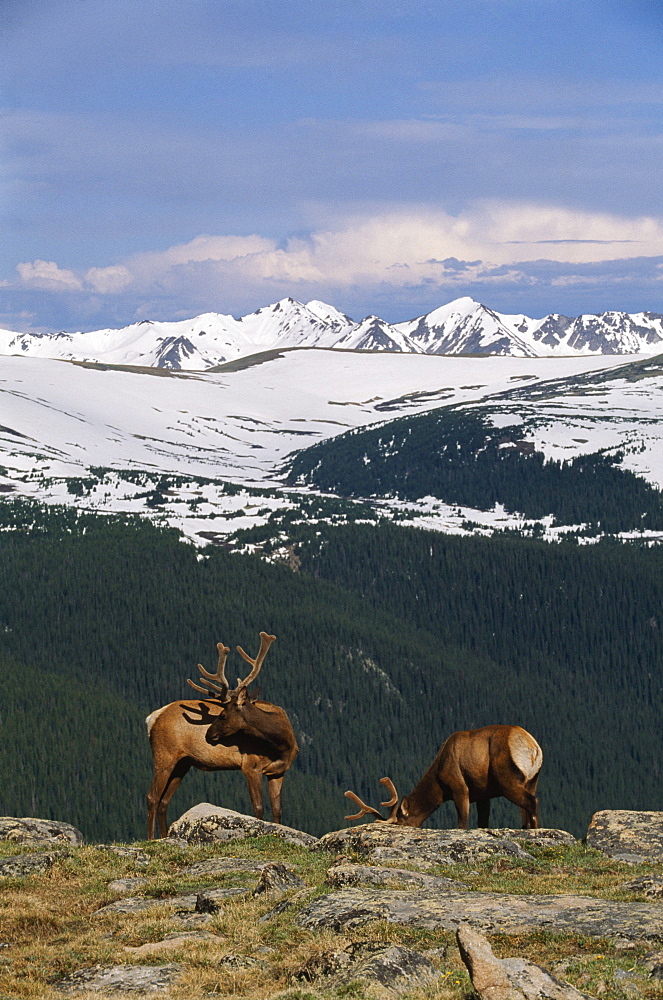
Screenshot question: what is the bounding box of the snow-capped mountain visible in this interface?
[1,296,663,370]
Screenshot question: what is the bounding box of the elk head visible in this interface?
[344,777,406,824]
[187,632,277,741]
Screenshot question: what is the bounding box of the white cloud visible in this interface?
[16,259,82,291]
[12,202,663,310]
[85,265,132,294]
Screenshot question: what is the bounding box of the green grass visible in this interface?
[0,837,661,1000]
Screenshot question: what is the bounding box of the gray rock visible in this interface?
[94,886,247,916]
[457,923,522,1000]
[458,923,594,1000]
[124,931,220,956]
[94,896,173,916]
[297,887,663,940]
[314,824,534,866]
[0,849,69,877]
[179,856,265,877]
[95,844,150,865]
[639,950,663,980]
[620,874,663,899]
[502,958,595,1000]
[327,861,468,890]
[0,816,83,845]
[253,862,305,895]
[108,877,150,894]
[55,963,182,993]
[259,899,292,921]
[168,803,317,846]
[613,967,648,997]
[217,953,262,968]
[488,828,577,848]
[170,911,215,929]
[342,943,440,994]
[296,941,439,995]
[586,810,663,862]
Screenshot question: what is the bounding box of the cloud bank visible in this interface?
[5,201,663,330]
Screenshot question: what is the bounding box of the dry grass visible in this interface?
[0,837,661,1000]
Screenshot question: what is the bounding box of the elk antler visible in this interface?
[344,790,384,821]
[235,632,276,690]
[344,776,401,823]
[187,642,231,700]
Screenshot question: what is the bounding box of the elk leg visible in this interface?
[267,774,285,824]
[156,759,191,838]
[507,788,539,829]
[476,799,491,828]
[241,758,264,819]
[147,760,191,839]
[453,789,470,829]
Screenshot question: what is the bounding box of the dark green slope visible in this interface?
[287,407,663,533]
[0,500,661,841]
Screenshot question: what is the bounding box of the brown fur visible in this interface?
[146,633,298,839]
[346,724,542,830]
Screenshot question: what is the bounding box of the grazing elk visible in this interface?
[146,632,298,839]
[345,724,542,830]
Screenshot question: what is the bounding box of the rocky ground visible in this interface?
[0,807,661,1000]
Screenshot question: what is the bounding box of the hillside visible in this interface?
[2,350,663,545]
[0,501,661,843]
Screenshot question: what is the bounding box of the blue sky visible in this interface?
[2,0,663,331]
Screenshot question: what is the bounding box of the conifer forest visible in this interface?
[0,498,661,842]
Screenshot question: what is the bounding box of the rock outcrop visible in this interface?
[326,859,469,890]
[297,886,663,940]
[314,824,542,866]
[457,924,593,1000]
[55,963,182,993]
[0,816,83,845]
[295,941,440,995]
[167,803,317,846]
[0,849,69,877]
[586,810,663,863]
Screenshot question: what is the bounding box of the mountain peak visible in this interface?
[2,297,662,369]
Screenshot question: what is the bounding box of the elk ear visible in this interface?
[236,687,248,707]
[400,796,410,818]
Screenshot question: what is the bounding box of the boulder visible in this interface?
[297,886,663,940]
[253,862,305,895]
[620,874,663,899]
[93,886,247,916]
[179,856,265,877]
[55,963,182,993]
[168,803,317,846]
[0,849,69,877]
[0,816,83,845]
[314,824,534,866]
[95,844,150,865]
[586,810,663,863]
[640,950,663,980]
[124,931,220,956]
[107,877,150,894]
[457,924,593,1000]
[327,861,469,890]
[489,828,577,848]
[296,941,440,995]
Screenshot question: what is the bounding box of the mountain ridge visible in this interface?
[2,295,663,369]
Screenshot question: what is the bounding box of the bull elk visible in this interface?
[345,724,542,830]
[146,632,298,839]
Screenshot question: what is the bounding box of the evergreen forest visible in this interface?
[0,498,661,843]
[287,407,663,534]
